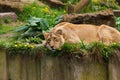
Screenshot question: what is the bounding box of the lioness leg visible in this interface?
[98,25,113,45]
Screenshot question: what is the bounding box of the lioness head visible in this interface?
[43,30,65,51]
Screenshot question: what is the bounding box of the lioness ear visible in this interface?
[56,29,62,35]
[43,32,49,39]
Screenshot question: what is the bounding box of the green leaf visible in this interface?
[29,22,38,26]
[16,17,50,39]
[55,16,63,21]
[55,19,62,25]
[40,19,49,31]
[15,25,29,32]
[24,28,33,35]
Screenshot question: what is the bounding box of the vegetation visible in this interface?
[115,17,120,31]
[6,42,120,60]
[80,0,119,13]
[15,17,49,40]
[18,3,66,26]
[0,1,120,60]
[0,25,15,34]
[7,41,39,55]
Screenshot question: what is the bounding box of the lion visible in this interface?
[43,22,120,50]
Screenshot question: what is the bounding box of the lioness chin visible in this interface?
[43,22,120,51]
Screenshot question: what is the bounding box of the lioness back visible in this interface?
[53,22,100,44]
[43,22,120,50]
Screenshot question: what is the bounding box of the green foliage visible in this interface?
[80,0,119,13]
[7,41,38,55]
[0,40,5,48]
[0,40,11,49]
[41,42,118,60]
[115,17,120,31]
[18,2,65,27]
[62,0,119,13]
[17,37,42,44]
[66,0,80,4]
[54,15,63,25]
[4,17,12,24]
[6,41,120,60]
[86,42,114,60]
[25,37,42,44]
[0,25,14,34]
[0,19,2,26]
[15,17,49,40]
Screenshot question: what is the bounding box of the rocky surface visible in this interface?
[40,0,65,8]
[0,12,18,22]
[0,0,35,13]
[0,1,24,13]
[62,9,115,27]
[113,10,120,17]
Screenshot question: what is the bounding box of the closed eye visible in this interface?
[47,41,50,43]
[47,39,50,43]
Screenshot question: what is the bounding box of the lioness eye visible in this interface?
[47,40,50,43]
[47,41,50,43]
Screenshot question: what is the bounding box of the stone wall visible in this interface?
[61,9,115,27]
[0,49,120,80]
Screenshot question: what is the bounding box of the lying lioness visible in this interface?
[43,22,120,50]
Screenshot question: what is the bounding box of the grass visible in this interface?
[6,42,119,60]
[0,25,15,34]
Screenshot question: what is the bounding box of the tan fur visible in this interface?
[43,22,120,50]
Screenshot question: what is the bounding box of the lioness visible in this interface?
[43,22,120,50]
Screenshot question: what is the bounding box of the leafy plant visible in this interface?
[115,17,120,31]
[18,2,65,27]
[54,15,63,25]
[15,17,49,40]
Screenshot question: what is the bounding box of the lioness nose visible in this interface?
[51,46,54,48]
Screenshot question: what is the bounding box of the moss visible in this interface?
[6,42,120,61]
[80,61,108,80]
